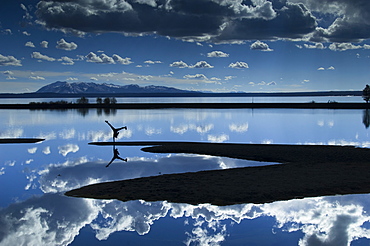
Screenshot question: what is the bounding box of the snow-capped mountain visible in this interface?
[36,81,196,94]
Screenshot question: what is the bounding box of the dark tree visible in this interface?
[363,85,370,103]
[96,97,103,104]
[104,97,111,104]
[76,97,89,104]
[103,97,117,104]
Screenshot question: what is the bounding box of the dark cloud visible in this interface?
[35,0,370,43]
[36,0,223,38]
[216,2,316,42]
[293,0,370,42]
[324,16,370,42]
[36,0,318,43]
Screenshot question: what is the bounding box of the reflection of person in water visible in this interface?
[106,147,128,167]
[363,109,370,128]
[105,120,127,140]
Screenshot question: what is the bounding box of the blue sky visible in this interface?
[1,0,370,93]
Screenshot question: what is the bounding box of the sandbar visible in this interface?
[0,138,45,144]
[66,143,370,206]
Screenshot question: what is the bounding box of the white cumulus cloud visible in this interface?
[112,54,133,65]
[40,41,48,48]
[25,41,35,48]
[31,52,56,62]
[60,56,75,65]
[56,38,78,51]
[207,51,229,57]
[190,61,214,69]
[170,61,189,68]
[85,52,132,65]
[250,40,273,51]
[0,54,22,66]
[229,61,249,69]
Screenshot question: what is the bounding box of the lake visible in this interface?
[0,95,364,104]
[1,104,370,245]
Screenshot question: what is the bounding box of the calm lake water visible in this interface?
[1,103,370,245]
[0,95,364,104]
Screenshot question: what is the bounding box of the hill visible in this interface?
[0,81,362,98]
[36,81,196,94]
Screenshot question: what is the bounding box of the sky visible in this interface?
[1,0,370,93]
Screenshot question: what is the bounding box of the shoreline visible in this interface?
[66,143,370,206]
[1,102,370,109]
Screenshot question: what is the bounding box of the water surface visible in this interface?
[1,106,370,245]
[0,95,363,104]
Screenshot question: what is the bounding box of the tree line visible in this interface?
[77,97,117,104]
[30,97,117,105]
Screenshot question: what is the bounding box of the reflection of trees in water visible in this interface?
[363,109,370,128]
[97,108,117,116]
[77,108,89,116]
[30,108,117,116]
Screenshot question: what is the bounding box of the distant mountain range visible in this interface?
[36,81,197,94]
[0,81,363,98]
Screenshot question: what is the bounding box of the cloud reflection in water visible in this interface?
[1,192,370,245]
[0,154,364,245]
[1,108,370,245]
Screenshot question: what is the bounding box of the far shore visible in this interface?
[66,142,370,206]
[1,102,370,109]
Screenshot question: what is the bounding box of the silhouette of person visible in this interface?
[105,120,127,140]
[106,147,128,167]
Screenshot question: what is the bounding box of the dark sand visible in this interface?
[66,142,370,206]
[0,138,45,144]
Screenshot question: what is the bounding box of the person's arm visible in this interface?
[106,157,115,167]
[105,121,115,130]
